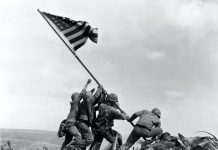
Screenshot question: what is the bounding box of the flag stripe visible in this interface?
[62,22,84,35]
[62,26,78,34]
[69,32,88,44]
[74,43,85,50]
[73,37,88,47]
[74,40,87,50]
[68,25,91,44]
[67,29,84,41]
[64,22,86,37]
[90,34,98,38]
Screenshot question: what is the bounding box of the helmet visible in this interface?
[160,132,171,141]
[71,92,80,100]
[151,108,161,118]
[108,93,118,102]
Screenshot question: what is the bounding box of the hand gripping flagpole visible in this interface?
[37,9,101,86]
[38,9,135,127]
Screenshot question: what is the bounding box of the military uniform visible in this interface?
[61,93,83,150]
[120,109,163,150]
[89,103,128,150]
[71,87,103,150]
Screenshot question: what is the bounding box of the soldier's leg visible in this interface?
[61,132,73,150]
[120,127,141,150]
[117,131,123,146]
[75,121,94,149]
[102,128,123,150]
[149,127,163,138]
[89,133,104,150]
[67,125,82,142]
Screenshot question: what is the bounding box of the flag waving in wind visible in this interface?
[41,11,98,50]
[38,9,102,86]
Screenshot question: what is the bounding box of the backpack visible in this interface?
[57,119,67,138]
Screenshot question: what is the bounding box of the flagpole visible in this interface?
[37,9,101,86]
[38,9,135,128]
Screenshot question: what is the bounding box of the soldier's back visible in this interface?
[136,110,160,130]
[67,95,81,121]
[78,100,89,121]
[95,104,114,129]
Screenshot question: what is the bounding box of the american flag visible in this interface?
[42,11,98,50]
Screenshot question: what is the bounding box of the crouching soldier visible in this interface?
[120,108,163,150]
[89,93,129,150]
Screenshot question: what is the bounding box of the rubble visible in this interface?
[137,132,218,150]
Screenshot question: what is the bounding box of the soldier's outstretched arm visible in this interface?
[111,107,129,120]
[116,104,127,114]
[81,78,92,92]
[128,110,144,122]
[84,79,92,90]
[93,85,103,99]
[79,79,92,98]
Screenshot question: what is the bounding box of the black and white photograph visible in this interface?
[0,0,218,150]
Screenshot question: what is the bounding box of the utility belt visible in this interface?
[95,122,113,131]
[135,124,151,131]
[66,118,77,127]
[78,119,90,126]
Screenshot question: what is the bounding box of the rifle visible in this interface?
[99,87,135,127]
[116,105,135,127]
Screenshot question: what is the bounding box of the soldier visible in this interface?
[61,79,91,150]
[120,108,163,150]
[89,93,129,150]
[68,85,103,150]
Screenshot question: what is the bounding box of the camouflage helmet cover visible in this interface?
[108,93,118,102]
[151,108,161,118]
[71,92,80,100]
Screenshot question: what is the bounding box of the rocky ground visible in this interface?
[1,129,217,150]
[0,128,62,150]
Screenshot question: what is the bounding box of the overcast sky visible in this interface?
[0,0,218,139]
